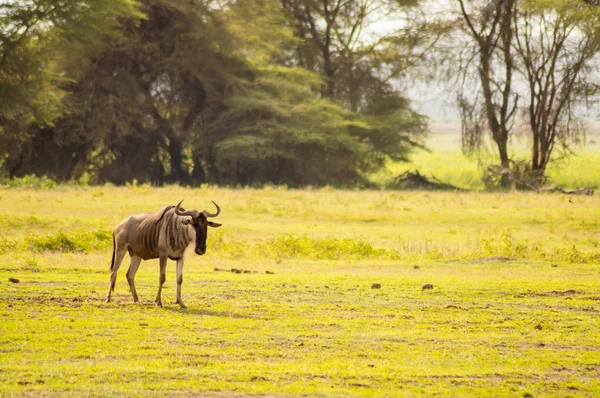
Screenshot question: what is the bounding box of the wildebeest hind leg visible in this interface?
[126,255,142,303]
[105,247,127,303]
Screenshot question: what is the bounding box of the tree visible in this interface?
[279,0,424,101]
[5,0,246,183]
[3,0,432,186]
[205,0,418,185]
[514,0,600,178]
[457,0,517,173]
[0,0,142,175]
[279,0,430,170]
[453,0,600,187]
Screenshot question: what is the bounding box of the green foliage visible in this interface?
[210,65,377,185]
[0,175,57,189]
[0,0,143,141]
[262,235,400,260]
[359,93,428,163]
[1,0,428,187]
[211,234,400,260]
[0,236,18,254]
[275,0,429,178]
[24,229,112,253]
[475,229,599,263]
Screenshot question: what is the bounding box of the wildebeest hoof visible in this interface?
[105,297,111,303]
[155,300,163,307]
[177,302,187,309]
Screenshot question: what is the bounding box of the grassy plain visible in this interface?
[1,184,599,397]
[371,122,600,191]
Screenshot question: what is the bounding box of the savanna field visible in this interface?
[1,128,600,397]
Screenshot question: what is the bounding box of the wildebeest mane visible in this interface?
[137,205,193,253]
[137,205,174,252]
[164,213,192,252]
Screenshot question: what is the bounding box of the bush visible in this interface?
[25,229,112,253]
[0,237,18,254]
[474,229,599,263]
[210,234,400,260]
[0,175,56,189]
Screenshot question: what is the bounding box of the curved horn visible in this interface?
[202,201,221,218]
[175,199,200,218]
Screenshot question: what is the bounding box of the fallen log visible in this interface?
[540,186,594,195]
[387,170,462,191]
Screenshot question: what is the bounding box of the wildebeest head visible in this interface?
[175,199,221,255]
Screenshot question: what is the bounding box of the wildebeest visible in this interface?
[105,200,222,308]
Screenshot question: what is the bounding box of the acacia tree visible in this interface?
[205,0,401,185]
[457,0,518,172]
[514,1,600,177]
[279,0,431,168]
[454,0,600,186]
[279,0,427,105]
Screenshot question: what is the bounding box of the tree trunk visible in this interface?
[531,124,549,181]
[168,138,187,184]
[322,29,335,97]
[480,46,510,171]
[495,133,509,168]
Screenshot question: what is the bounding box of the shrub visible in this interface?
[211,234,400,260]
[25,229,112,253]
[259,235,397,260]
[0,175,56,189]
[474,229,599,263]
[0,237,18,254]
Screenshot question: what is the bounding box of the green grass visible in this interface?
[1,185,599,396]
[371,123,600,191]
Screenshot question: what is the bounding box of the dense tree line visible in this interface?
[1,0,598,188]
[0,0,427,186]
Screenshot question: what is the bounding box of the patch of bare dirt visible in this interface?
[474,257,516,263]
[214,267,274,275]
[7,295,92,307]
[516,290,580,298]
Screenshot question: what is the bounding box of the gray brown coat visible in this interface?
[105,200,221,307]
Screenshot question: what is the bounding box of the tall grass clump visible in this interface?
[0,237,18,255]
[259,235,400,260]
[472,229,599,263]
[210,230,599,263]
[210,234,400,260]
[545,152,600,189]
[24,229,112,253]
[0,175,56,189]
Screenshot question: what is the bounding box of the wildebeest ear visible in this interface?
[181,218,192,225]
[208,222,222,228]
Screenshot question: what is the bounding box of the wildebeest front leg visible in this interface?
[126,255,142,303]
[155,254,168,307]
[175,258,186,308]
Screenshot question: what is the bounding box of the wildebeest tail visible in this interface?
[110,231,116,271]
